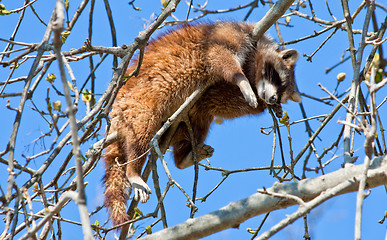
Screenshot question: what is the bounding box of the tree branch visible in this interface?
[52,1,93,238]
[140,155,387,240]
[251,0,295,40]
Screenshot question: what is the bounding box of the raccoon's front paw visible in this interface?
[197,143,214,160]
[244,90,258,108]
[128,176,152,203]
[238,79,258,108]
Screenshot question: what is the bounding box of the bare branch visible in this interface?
[251,0,295,40]
[342,0,374,165]
[52,0,93,238]
[140,155,387,240]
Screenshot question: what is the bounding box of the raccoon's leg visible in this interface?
[207,46,258,108]
[118,112,158,203]
[171,115,214,169]
[118,132,152,203]
[234,73,258,108]
[124,137,153,203]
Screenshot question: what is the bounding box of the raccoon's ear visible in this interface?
[281,49,298,65]
[290,91,301,103]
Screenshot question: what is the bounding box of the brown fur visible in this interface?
[103,22,300,226]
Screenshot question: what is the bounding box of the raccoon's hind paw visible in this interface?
[176,143,214,169]
[197,143,214,160]
[128,176,151,203]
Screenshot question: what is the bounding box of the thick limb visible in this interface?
[171,114,214,168]
[207,46,258,107]
[119,114,157,203]
[123,141,152,203]
[234,73,258,108]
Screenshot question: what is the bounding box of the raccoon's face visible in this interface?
[256,49,301,105]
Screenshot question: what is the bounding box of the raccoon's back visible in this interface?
[115,22,256,119]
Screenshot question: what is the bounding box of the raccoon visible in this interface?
[103,22,300,226]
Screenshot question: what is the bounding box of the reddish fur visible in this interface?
[103,22,299,226]
[171,82,267,165]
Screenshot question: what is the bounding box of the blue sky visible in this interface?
[0,0,386,239]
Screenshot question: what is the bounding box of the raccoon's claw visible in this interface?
[133,186,150,203]
[129,176,152,203]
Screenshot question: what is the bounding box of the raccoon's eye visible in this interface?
[265,64,281,87]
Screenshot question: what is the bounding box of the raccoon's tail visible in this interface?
[103,141,131,226]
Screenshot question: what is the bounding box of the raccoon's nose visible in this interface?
[268,95,277,104]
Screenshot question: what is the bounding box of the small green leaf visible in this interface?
[0,4,11,15]
[67,81,74,91]
[91,220,99,232]
[146,225,152,234]
[61,30,71,43]
[133,207,143,219]
[82,89,92,103]
[279,111,289,125]
[375,69,383,83]
[46,73,56,83]
[161,0,168,8]
[47,102,52,113]
[285,16,291,24]
[32,182,39,192]
[64,0,69,12]
[372,53,380,68]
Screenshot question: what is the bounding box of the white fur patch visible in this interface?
[257,80,277,104]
